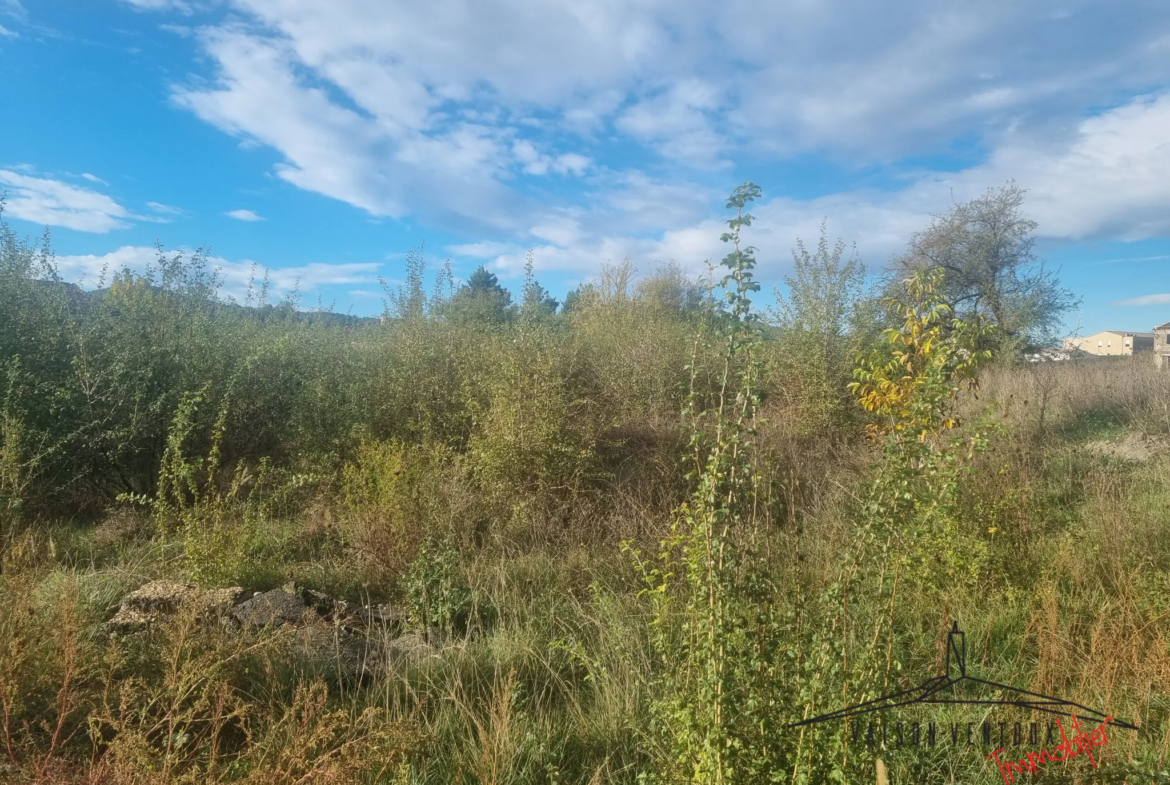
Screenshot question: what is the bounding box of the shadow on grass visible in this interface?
[1058,406,1125,442]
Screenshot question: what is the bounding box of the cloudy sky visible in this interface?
[1,0,1169,332]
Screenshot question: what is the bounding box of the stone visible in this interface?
[293,623,371,678]
[299,587,405,633]
[106,607,154,634]
[302,588,335,611]
[341,603,405,633]
[302,588,352,622]
[232,587,312,629]
[200,587,247,612]
[120,580,196,613]
[107,580,247,633]
[383,630,434,661]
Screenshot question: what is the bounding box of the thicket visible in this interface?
[2,185,1170,784]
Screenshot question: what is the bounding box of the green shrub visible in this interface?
[339,437,469,588]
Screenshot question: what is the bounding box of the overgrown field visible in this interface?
[2,191,1170,784]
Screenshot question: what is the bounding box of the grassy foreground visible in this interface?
[2,202,1170,783]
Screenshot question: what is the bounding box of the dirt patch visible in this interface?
[1086,431,1169,462]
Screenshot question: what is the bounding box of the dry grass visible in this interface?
[3,352,1170,783]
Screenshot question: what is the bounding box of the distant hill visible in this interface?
[32,279,380,327]
[201,298,379,328]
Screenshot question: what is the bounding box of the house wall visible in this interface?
[1066,331,1138,356]
[1155,328,1170,370]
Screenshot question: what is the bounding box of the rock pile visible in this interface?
[107,580,433,677]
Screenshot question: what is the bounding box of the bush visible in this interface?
[340,438,470,588]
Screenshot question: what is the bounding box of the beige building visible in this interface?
[1154,322,1170,370]
[1064,330,1154,356]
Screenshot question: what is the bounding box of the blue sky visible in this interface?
[1,0,1169,334]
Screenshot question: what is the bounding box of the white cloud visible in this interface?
[447,240,514,258]
[511,140,591,176]
[1113,293,1170,306]
[172,26,527,233]
[616,79,728,167]
[775,91,1170,257]
[619,91,1170,277]
[529,216,583,247]
[147,201,186,216]
[447,219,729,282]
[0,169,133,232]
[163,0,1170,170]
[125,0,1170,284]
[596,171,719,235]
[0,23,16,37]
[119,0,192,13]
[225,208,264,221]
[980,93,1170,240]
[164,6,649,231]
[1092,254,1170,265]
[223,0,670,107]
[52,245,158,287]
[53,245,382,303]
[554,154,591,176]
[218,260,378,298]
[725,1,1170,157]
[438,92,1170,284]
[80,172,106,184]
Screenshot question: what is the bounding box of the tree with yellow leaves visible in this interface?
[850,267,995,590]
[850,268,992,444]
